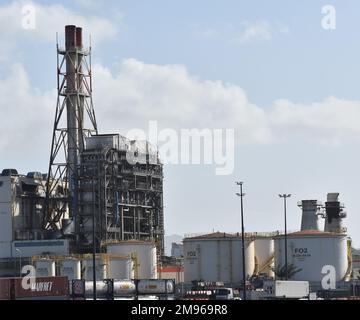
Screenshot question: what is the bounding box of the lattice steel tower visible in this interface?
[43,25,97,233]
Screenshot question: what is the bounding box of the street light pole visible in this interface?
[92,179,97,301]
[279,194,291,280]
[15,248,22,278]
[236,181,247,301]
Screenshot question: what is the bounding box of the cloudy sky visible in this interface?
[0,0,360,247]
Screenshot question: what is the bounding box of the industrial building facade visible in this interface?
[78,134,164,256]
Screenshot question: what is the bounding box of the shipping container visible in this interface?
[1,276,69,300]
[13,276,69,299]
[263,280,310,299]
[137,279,175,295]
[0,278,11,300]
[113,280,136,296]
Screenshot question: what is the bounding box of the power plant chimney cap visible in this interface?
[65,25,77,48]
[75,27,83,48]
[65,25,83,49]
[327,193,339,202]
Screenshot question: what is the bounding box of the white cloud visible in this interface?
[194,21,289,45]
[239,21,272,43]
[92,58,272,143]
[193,26,220,39]
[92,59,360,145]
[0,63,55,155]
[1,59,360,166]
[269,97,360,144]
[232,21,289,44]
[74,0,103,10]
[0,0,118,45]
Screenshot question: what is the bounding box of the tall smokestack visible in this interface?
[75,27,85,150]
[324,193,346,233]
[65,25,76,48]
[75,27,83,48]
[43,24,98,232]
[65,25,83,219]
[298,200,322,231]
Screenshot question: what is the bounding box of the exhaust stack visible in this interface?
[65,25,84,179]
[298,200,322,231]
[324,193,346,233]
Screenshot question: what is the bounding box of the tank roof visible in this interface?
[275,229,346,237]
[106,240,156,245]
[184,231,279,240]
[184,232,242,240]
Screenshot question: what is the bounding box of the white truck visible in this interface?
[212,288,234,300]
[263,281,310,299]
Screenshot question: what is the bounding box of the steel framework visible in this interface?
[43,26,97,231]
[78,136,164,257]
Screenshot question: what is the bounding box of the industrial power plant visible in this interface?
[0,25,359,300]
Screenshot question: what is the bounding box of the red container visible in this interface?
[0,278,11,300]
[14,276,69,299]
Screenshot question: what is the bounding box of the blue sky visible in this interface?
[21,0,360,104]
[1,0,360,247]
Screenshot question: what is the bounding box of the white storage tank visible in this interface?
[35,259,56,277]
[59,258,81,280]
[113,280,136,296]
[107,241,157,279]
[274,230,350,282]
[254,237,275,277]
[183,232,255,284]
[82,257,107,281]
[137,279,175,294]
[108,255,134,279]
[85,281,108,296]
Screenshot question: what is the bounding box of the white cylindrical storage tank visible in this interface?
[107,241,157,279]
[35,259,56,277]
[137,279,175,294]
[183,232,255,284]
[85,281,108,296]
[113,280,136,296]
[82,257,107,281]
[59,258,81,280]
[274,230,349,282]
[254,237,274,277]
[108,256,134,279]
